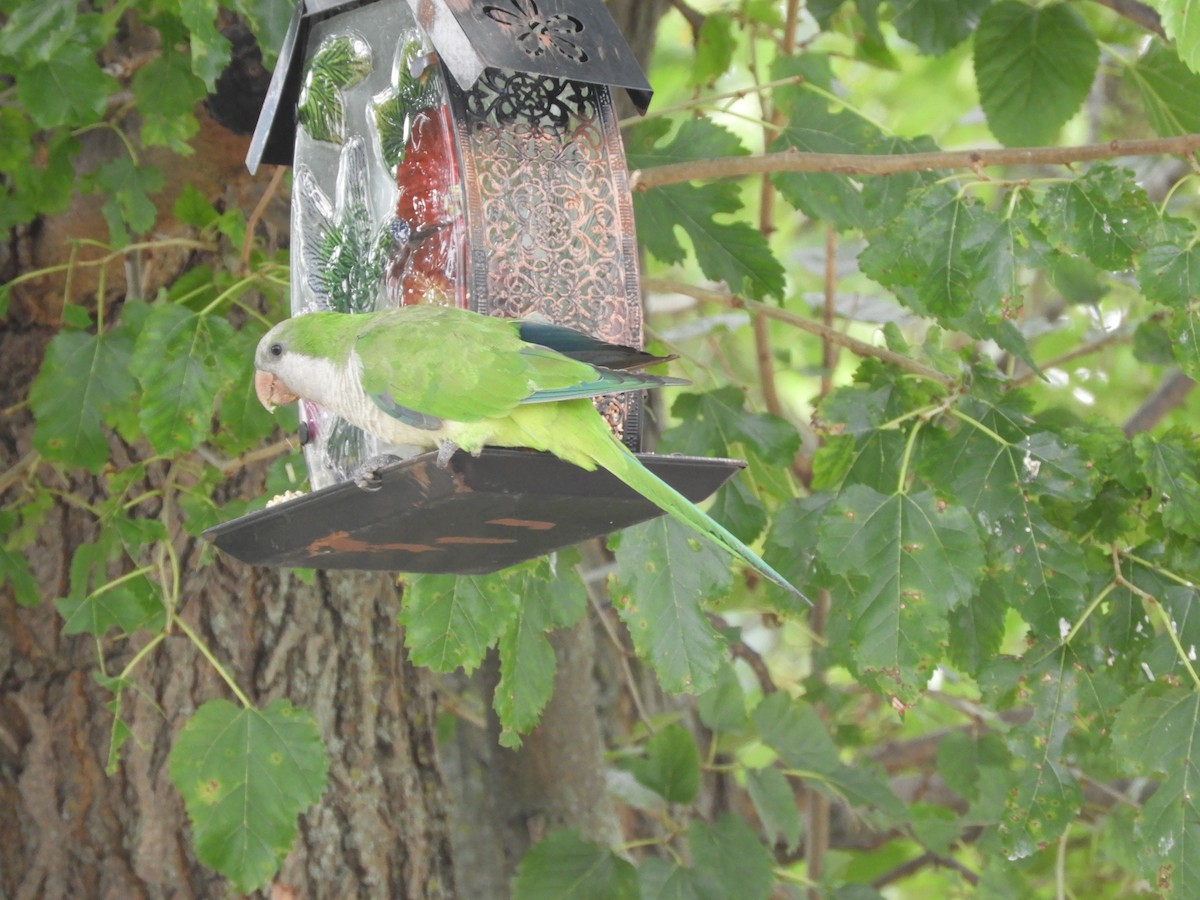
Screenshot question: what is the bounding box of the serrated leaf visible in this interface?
[1127,42,1200,136]
[1113,685,1200,892]
[696,661,749,732]
[746,767,802,851]
[1040,166,1160,271]
[973,2,1099,146]
[1134,431,1200,541]
[1139,243,1200,309]
[512,830,638,900]
[630,724,701,804]
[132,51,204,152]
[892,0,989,55]
[54,542,164,636]
[399,571,521,674]
[611,517,730,694]
[1000,646,1084,859]
[946,579,1008,675]
[687,815,774,900]
[169,699,328,894]
[0,509,41,607]
[132,303,236,453]
[18,43,115,128]
[691,13,735,86]
[0,0,77,64]
[92,157,165,244]
[30,326,137,473]
[664,388,799,464]
[817,485,984,696]
[180,0,232,91]
[1151,0,1200,75]
[494,560,587,746]
[624,117,749,172]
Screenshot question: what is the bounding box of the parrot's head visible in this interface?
[253,317,327,413]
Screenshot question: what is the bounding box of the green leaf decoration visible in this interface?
[746,766,802,851]
[818,484,984,697]
[513,830,638,900]
[372,36,444,171]
[1040,165,1161,271]
[1127,42,1200,137]
[973,2,1099,147]
[18,43,116,129]
[1113,685,1200,893]
[999,647,1085,859]
[169,699,328,894]
[297,34,372,144]
[29,324,137,473]
[399,570,521,674]
[891,0,989,55]
[131,303,236,454]
[627,119,784,300]
[1148,0,1200,75]
[54,542,164,637]
[629,724,701,804]
[611,517,731,694]
[494,559,588,747]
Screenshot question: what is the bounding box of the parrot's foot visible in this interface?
[435,440,458,469]
[351,454,402,492]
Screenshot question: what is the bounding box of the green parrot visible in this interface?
[254,305,808,601]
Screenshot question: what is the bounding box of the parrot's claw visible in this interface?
[435,440,458,469]
[351,454,402,491]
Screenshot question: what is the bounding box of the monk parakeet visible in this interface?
[254,306,807,601]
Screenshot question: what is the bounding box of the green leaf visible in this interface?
[627,119,784,300]
[512,830,639,900]
[611,517,730,694]
[746,766,802,851]
[946,580,1008,675]
[687,815,774,900]
[1139,243,1200,309]
[1000,646,1085,859]
[891,0,989,55]
[696,661,749,733]
[0,510,40,607]
[18,43,115,128]
[1134,431,1200,541]
[494,559,587,746]
[973,2,1099,146]
[1151,0,1200,75]
[399,570,521,674]
[29,325,137,473]
[169,699,328,894]
[1127,42,1200,137]
[132,51,204,152]
[664,388,799,465]
[132,303,236,453]
[91,157,165,244]
[54,542,164,637]
[0,0,77,64]
[691,13,735,86]
[1113,685,1200,893]
[1040,166,1160,271]
[630,724,701,803]
[179,0,232,91]
[817,485,984,697]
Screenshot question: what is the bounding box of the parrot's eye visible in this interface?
[268,342,284,358]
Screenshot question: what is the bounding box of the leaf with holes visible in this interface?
[169,700,328,894]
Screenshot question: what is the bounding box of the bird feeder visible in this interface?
[206,0,745,574]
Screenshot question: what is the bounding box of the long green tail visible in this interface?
[583,421,811,605]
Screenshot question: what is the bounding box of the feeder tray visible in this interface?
[205,449,744,574]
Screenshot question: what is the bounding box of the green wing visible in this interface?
[355,306,674,424]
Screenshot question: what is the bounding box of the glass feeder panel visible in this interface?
[450,69,644,446]
[292,2,466,489]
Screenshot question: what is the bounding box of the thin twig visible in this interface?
[1012,327,1131,387]
[242,165,287,271]
[821,226,838,398]
[629,134,1200,190]
[871,851,980,889]
[1089,0,1165,38]
[0,451,37,496]
[1122,370,1195,435]
[645,277,959,387]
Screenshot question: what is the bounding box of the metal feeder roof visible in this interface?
[248,0,653,173]
[205,449,744,574]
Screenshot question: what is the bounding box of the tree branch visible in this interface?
[645,278,959,387]
[1086,0,1165,38]
[629,134,1200,190]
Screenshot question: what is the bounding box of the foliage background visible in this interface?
[4,0,1200,896]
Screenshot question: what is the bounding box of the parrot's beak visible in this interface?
[255,371,300,413]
